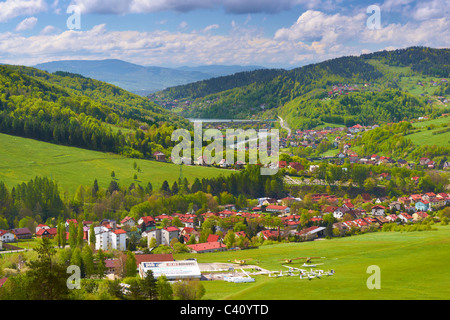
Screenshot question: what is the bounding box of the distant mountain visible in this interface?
[33,59,263,96]
[153,47,450,129]
[175,65,264,77]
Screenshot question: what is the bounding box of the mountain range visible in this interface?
[151,46,450,129]
[33,59,263,96]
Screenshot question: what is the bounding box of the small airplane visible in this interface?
[234,258,253,265]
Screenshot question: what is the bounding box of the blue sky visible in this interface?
[0,0,448,68]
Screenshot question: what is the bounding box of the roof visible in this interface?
[113,229,127,235]
[187,241,226,252]
[207,234,220,242]
[11,228,32,235]
[164,226,180,232]
[265,205,288,210]
[134,253,174,266]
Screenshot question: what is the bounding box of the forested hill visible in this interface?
[0,64,190,160]
[151,47,450,128]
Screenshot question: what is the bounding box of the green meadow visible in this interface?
[0,133,231,194]
[175,226,450,300]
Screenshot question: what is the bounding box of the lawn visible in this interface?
[174,225,450,300]
[0,133,231,194]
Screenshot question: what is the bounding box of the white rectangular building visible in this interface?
[89,225,127,251]
[139,260,202,280]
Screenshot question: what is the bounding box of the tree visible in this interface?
[156,275,173,300]
[25,238,69,300]
[125,251,137,278]
[92,179,99,198]
[96,249,107,279]
[89,224,95,247]
[77,221,84,247]
[140,270,157,300]
[82,244,95,278]
[69,221,77,249]
[160,180,170,194]
[172,280,205,300]
[224,229,236,249]
[111,171,116,179]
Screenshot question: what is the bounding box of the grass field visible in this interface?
[0,133,231,194]
[174,225,450,300]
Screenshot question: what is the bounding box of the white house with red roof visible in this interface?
[0,230,15,242]
[121,216,136,228]
[265,205,290,215]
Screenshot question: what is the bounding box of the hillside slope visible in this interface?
[152,47,450,128]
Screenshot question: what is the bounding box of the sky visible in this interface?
[0,0,448,68]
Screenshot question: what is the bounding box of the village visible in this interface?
[1,187,448,285]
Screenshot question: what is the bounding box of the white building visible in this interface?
[147,227,180,247]
[139,260,201,280]
[0,230,15,243]
[89,225,127,251]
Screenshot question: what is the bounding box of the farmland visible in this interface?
[175,225,450,300]
[0,133,231,194]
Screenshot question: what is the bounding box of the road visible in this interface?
[278,116,291,136]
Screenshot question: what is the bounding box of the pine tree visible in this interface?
[69,221,77,249]
[77,221,84,247]
[140,270,157,300]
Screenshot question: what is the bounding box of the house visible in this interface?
[413,211,429,222]
[398,213,413,223]
[371,205,385,216]
[36,227,58,239]
[11,228,32,239]
[218,159,230,168]
[180,227,200,243]
[36,224,50,233]
[333,205,350,219]
[443,161,450,170]
[138,216,156,232]
[257,229,281,240]
[0,230,15,242]
[265,205,290,215]
[206,234,221,243]
[187,241,227,253]
[154,152,166,162]
[389,201,401,211]
[415,201,429,212]
[121,216,136,228]
[296,226,326,239]
[386,214,399,222]
[162,227,180,246]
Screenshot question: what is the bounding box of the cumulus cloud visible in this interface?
[0,0,47,22]
[0,6,448,68]
[15,17,38,31]
[274,10,367,44]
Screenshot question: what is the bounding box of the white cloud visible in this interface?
[0,8,448,68]
[202,24,219,33]
[274,10,367,44]
[0,0,47,22]
[15,17,38,31]
[40,25,56,35]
